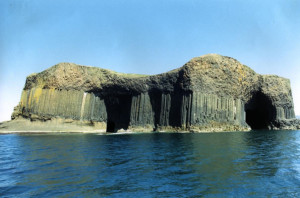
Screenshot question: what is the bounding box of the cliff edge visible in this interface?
[5,54,299,132]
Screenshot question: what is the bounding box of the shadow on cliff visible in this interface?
[148,90,192,131]
[148,90,162,131]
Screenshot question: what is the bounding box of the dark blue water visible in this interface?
[1,131,300,197]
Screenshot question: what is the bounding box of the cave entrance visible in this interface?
[106,120,115,132]
[104,95,132,132]
[245,91,276,130]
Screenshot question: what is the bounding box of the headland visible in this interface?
[1,54,299,133]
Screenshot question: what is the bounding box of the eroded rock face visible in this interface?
[12,54,298,132]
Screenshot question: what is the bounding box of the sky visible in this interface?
[0,0,300,121]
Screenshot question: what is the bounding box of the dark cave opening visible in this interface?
[169,92,184,128]
[104,95,132,132]
[106,120,115,132]
[245,91,276,130]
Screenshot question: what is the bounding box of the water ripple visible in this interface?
[0,131,300,197]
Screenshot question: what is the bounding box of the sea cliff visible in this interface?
[2,54,299,133]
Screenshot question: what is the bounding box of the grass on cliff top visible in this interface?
[99,68,149,78]
[113,72,149,78]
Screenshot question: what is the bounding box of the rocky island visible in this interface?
[1,54,299,133]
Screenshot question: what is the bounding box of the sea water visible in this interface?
[0,130,300,197]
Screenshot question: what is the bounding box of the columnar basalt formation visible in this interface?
[11,54,298,132]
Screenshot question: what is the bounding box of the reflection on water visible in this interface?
[1,131,300,197]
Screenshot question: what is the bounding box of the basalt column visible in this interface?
[130,93,155,130]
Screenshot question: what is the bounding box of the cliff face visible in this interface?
[11,54,298,132]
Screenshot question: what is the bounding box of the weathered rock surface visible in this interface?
[8,54,299,132]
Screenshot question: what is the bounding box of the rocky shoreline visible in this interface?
[1,118,299,134]
[0,118,251,134]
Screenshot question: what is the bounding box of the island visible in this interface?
[1,54,299,133]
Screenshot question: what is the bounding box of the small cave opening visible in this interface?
[245,91,276,130]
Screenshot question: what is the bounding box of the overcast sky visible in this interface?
[1,0,300,121]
